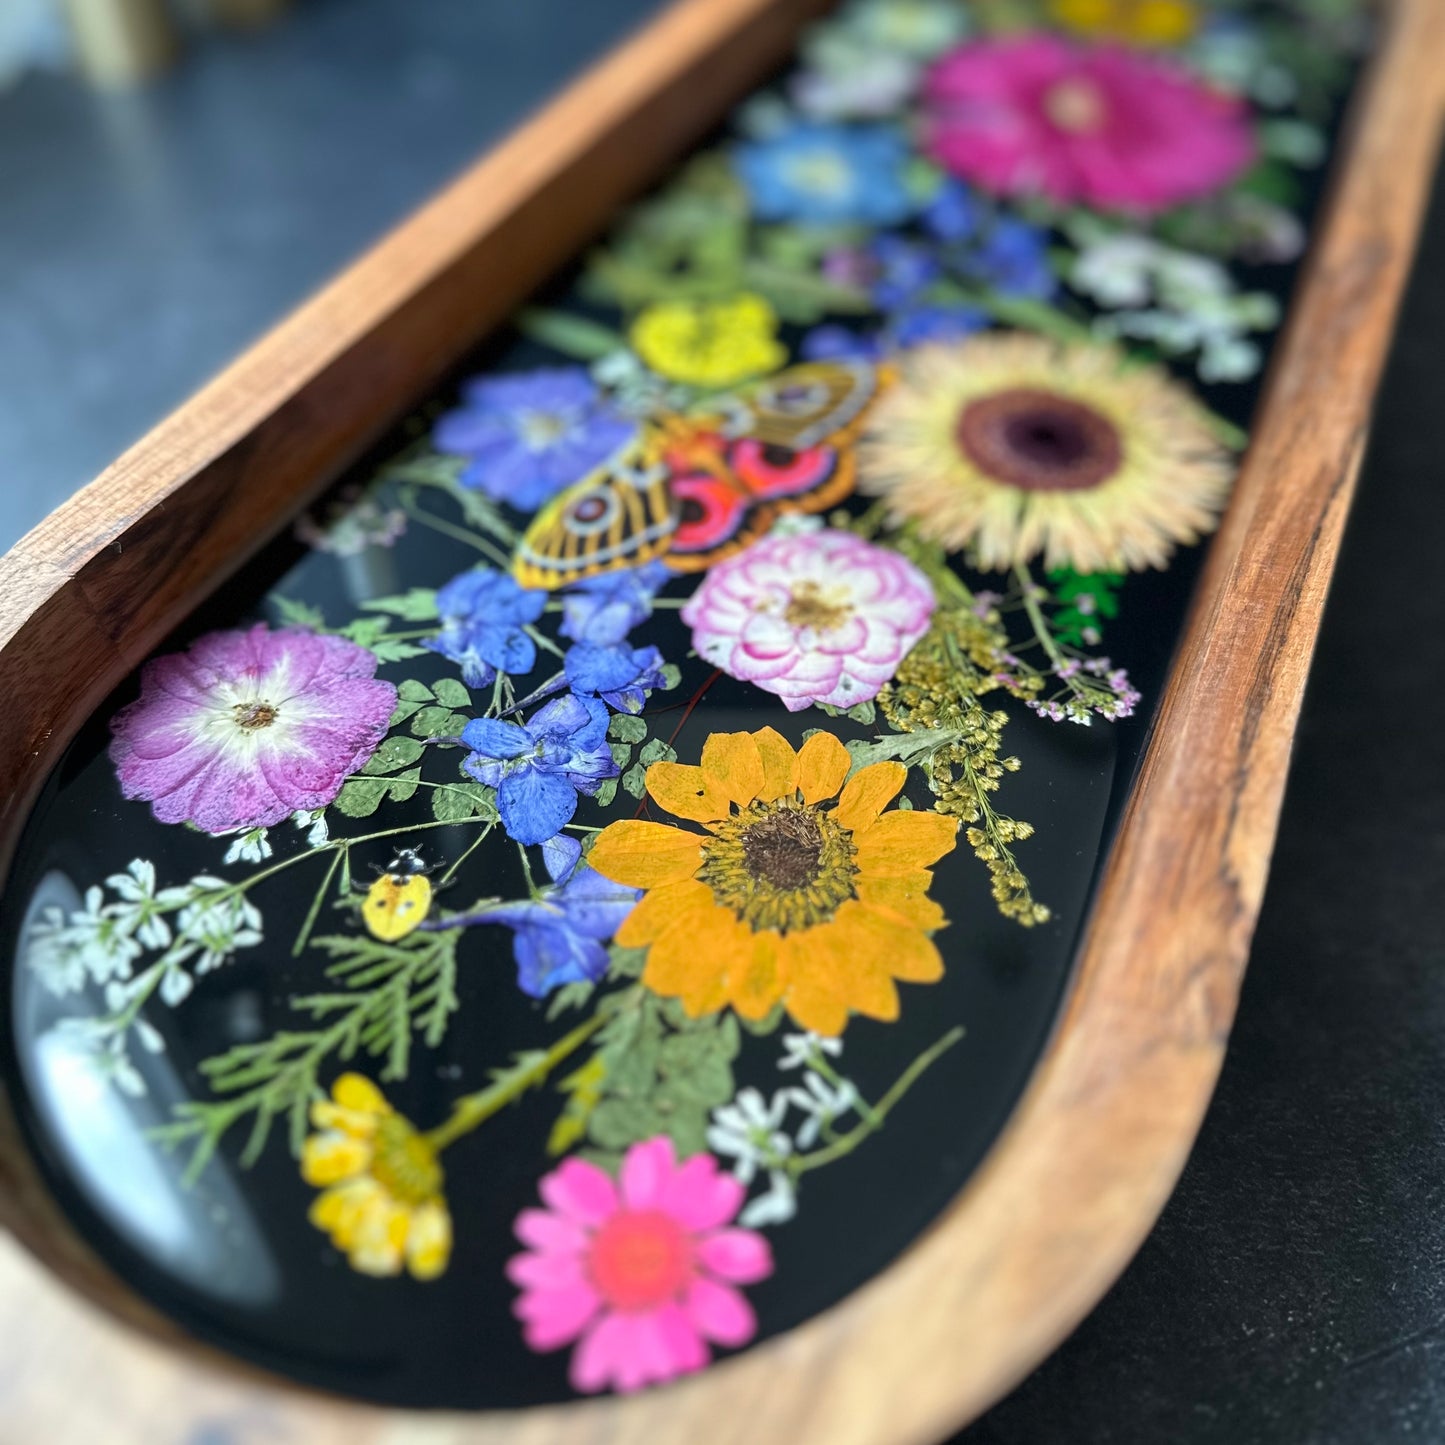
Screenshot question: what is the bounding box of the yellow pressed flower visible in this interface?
[857,334,1235,573]
[629,293,788,388]
[301,1073,452,1280]
[1049,0,1198,46]
[588,728,958,1037]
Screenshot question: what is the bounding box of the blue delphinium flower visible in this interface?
[426,567,546,689]
[866,235,940,309]
[800,325,882,363]
[434,836,639,998]
[564,642,666,716]
[890,303,988,347]
[735,123,914,226]
[559,561,673,646]
[460,694,618,845]
[921,177,981,243]
[963,218,1056,301]
[434,366,636,512]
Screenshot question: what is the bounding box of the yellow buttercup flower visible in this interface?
[629,293,788,389]
[301,1073,452,1280]
[588,728,958,1037]
[857,334,1235,573]
[1048,0,1198,46]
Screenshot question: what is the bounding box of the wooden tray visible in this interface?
[0,0,1441,1440]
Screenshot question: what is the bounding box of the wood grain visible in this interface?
[0,0,1440,1441]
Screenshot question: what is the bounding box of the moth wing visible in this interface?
[730,360,879,451]
[512,443,678,590]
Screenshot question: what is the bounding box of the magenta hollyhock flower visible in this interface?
[109,625,397,834]
[508,1137,772,1394]
[681,528,935,712]
[921,34,1256,215]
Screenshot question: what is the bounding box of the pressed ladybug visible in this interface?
[361,847,434,942]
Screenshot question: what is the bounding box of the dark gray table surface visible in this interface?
[4,4,1443,1441]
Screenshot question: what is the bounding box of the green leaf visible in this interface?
[411,706,467,739]
[589,1097,663,1151]
[398,679,434,702]
[385,766,422,804]
[594,778,619,808]
[519,308,628,361]
[621,763,648,798]
[361,735,426,775]
[432,677,471,709]
[609,741,632,769]
[332,777,388,819]
[363,589,439,622]
[659,663,682,691]
[638,738,676,767]
[607,945,648,980]
[368,638,428,664]
[273,596,326,631]
[431,780,493,823]
[608,714,648,744]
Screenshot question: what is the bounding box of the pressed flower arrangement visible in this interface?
[0,0,1381,1415]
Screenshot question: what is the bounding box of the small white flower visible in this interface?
[24,906,87,997]
[788,1070,860,1148]
[159,964,195,1007]
[222,828,272,866]
[65,887,145,987]
[170,882,263,975]
[778,1030,843,1071]
[104,858,182,950]
[291,809,329,848]
[739,1169,798,1229]
[134,1018,166,1055]
[707,1087,793,1185]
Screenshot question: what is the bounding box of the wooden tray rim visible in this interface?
[0,1,1440,1440]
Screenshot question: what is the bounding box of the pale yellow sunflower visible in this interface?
[587,727,958,1037]
[857,334,1235,573]
[1048,0,1199,46]
[629,292,787,389]
[301,1073,452,1280]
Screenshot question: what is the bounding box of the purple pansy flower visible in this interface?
[460,694,618,845]
[109,625,396,834]
[436,836,638,997]
[434,367,636,512]
[426,567,546,689]
[564,643,667,716]
[559,561,673,646]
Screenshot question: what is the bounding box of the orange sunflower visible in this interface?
[587,728,958,1036]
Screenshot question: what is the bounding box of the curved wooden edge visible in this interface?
[0,0,1441,1441]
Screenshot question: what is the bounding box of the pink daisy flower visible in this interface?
[109,625,396,834]
[508,1136,773,1394]
[921,34,1257,215]
[681,528,935,712]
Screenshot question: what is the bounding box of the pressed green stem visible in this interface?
[425,1010,612,1153]
[789,1027,964,1177]
[292,846,343,958]
[1014,561,1068,675]
[401,498,512,568]
[808,1047,881,1128]
[437,824,494,888]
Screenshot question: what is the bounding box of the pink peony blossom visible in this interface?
[921,34,1256,215]
[109,625,396,834]
[508,1137,773,1394]
[681,528,935,712]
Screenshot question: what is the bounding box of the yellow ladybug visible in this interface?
[362,848,434,942]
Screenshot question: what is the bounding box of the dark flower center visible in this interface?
[699,799,858,934]
[232,701,278,730]
[955,388,1123,493]
[742,809,826,889]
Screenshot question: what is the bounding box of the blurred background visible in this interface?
[4,3,1445,1443]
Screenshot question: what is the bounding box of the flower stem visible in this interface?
[424,1009,614,1153]
[1013,561,1068,676]
[400,498,512,569]
[292,846,343,958]
[788,1026,963,1177]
